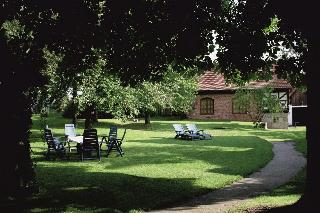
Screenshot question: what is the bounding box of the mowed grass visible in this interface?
[226,168,306,213]
[18,112,305,212]
[226,127,306,212]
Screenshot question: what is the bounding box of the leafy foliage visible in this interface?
[0,1,314,206]
[214,0,307,88]
[234,87,283,127]
[76,63,198,122]
[160,66,199,114]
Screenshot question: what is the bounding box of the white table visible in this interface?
[67,136,83,143]
[66,136,83,153]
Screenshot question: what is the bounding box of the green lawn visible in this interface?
[226,168,306,213]
[226,126,307,212]
[15,113,305,212]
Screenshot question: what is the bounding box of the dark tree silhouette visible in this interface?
[0,0,219,199]
[214,1,318,211]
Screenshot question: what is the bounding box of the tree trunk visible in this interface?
[296,28,320,211]
[84,109,93,129]
[1,91,38,199]
[84,105,96,129]
[71,84,78,126]
[84,117,92,129]
[144,111,151,125]
[93,108,98,123]
[72,113,77,126]
[267,20,320,213]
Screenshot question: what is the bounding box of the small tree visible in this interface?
[234,87,283,128]
[160,66,199,117]
[135,81,164,125]
[76,55,140,125]
[135,66,198,124]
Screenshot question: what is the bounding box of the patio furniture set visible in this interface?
[44,124,126,161]
[173,124,213,140]
[43,123,211,160]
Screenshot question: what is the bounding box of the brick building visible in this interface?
[188,70,292,121]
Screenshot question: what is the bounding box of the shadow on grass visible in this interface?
[31,136,273,177]
[112,136,272,175]
[21,135,275,213]
[271,168,306,195]
[25,114,305,212]
[154,168,306,212]
[3,167,304,213]
[130,135,266,147]
[3,167,207,213]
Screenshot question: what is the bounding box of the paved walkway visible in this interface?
[149,142,306,213]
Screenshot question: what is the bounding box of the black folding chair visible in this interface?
[106,127,126,157]
[79,129,101,161]
[43,128,67,160]
[108,125,118,141]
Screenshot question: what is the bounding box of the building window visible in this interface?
[232,98,247,114]
[271,92,289,110]
[200,98,214,115]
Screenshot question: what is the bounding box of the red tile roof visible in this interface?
[198,70,292,91]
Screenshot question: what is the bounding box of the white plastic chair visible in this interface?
[65,124,77,137]
[65,124,78,152]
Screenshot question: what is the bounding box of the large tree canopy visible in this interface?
[213,1,318,211]
[6,0,219,85]
[148,1,319,211]
[214,0,307,88]
[0,0,218,199]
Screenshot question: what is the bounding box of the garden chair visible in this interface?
[100,125,117,144]
[172,124,200,140]
[79,129,101,161]
[106,126,126,157]
[173,124,188,139]
[186,124,212,140]
[108,125,118,141]
[43,128,68,160]
[64,124,79,152]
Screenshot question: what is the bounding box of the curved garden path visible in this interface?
[149,141,306,213]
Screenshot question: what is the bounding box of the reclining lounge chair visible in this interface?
[173,124,201,140]
[186,124,213,140]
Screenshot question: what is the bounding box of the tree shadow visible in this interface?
[97,136,273,176]
[135,135,268,148]
[23,134,274,213]
[3,166,206,213]
[26,115,306,212]
[150,163,306,212]
[31,136,273,176]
